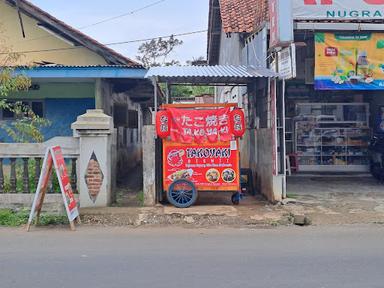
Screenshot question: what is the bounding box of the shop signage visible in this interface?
[165,107,239,144]
[162,140,240,191]
[269,0,294,48]
[277,44,297,80]
[293,0,384,20]
[27,146,79,231]
[315,32,384,90]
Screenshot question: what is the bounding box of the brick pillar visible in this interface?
[71,109,115,208]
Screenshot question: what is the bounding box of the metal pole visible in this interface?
[165,82,170,104]
[152,77,158,127]
[282,79,287,199]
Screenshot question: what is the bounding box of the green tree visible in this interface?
[136,35,183,67]
[0,26,49,143]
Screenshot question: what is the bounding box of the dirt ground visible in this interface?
[285,175,384,225]
[82,174,384,227]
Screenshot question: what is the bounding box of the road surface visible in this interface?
[1,225,384,288]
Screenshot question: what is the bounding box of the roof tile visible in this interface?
[219,0,268,33]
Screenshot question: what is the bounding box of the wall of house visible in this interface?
[43,98,95,139]
[0,82,95,142]
[217,32,243,103]
[0,1,107,65]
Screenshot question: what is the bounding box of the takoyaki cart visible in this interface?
[146,65,279,208]
[156,103,246,208]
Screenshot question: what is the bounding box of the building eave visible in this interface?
[5,0,141,66]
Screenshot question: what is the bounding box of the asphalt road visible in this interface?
[1,225,384,288]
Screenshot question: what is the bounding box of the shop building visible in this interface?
[284,1,384,173]
[208,0,384,201]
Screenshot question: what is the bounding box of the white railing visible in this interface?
[0,137,79,194]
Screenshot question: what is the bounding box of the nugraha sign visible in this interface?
[293,0,384,20]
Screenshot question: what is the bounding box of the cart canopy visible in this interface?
[145,65,278,85]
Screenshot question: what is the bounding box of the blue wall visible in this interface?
[0,98,94,142]
[42,98,95,139]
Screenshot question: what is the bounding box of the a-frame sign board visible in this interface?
[27,146,80,231]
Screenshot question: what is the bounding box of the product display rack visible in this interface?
[294,103,370,172]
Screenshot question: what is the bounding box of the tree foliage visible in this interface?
[136,35,183,67]
[171,85,214,98]
[0,24,49,143]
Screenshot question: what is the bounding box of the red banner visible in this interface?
[167,107,232,144]
[51,146,78,221]
[163,140,240,191]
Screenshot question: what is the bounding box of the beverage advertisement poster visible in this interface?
[315,32,384,90]
[163,140,240,191]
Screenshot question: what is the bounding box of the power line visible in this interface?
[79,0,167,29]
[0,29,208,55]
[106,30,207,46]
[13,0,168,44]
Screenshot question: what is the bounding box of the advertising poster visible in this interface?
[163,140,240,191]
[27,146,79,231]
[315,32,384,90]
[51,146,79,222]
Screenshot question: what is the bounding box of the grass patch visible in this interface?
[137,190,144,207]
[0,209,29,227]
[0,209,68,227]
[286,193,299,199]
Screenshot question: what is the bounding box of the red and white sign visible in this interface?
[324,47,338,56]
[156,110,171,138]
[163,140,240,192]
[269,0,279,48]
[51,146,78,221]
[269,0,294,48]
[27,146,79,231]
[294,0,384,20]
[167,107,233,144]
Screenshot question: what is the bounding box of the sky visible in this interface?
[28,0,209,64]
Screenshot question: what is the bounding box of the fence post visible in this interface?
[10,158,16,193]
[22,158,30,194]
[71,109,114,208]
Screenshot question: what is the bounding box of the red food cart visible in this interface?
[156,103,246,208]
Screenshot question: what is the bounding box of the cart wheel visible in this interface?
[167,179,198,208]
[231,192,241,205]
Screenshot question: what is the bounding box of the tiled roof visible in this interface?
[219,0,268,33]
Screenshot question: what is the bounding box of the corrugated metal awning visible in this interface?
[145,65,278,84]
[11,65,147,79]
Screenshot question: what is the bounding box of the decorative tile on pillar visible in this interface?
[85,152,104,203]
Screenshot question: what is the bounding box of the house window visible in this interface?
[0,100,44,120]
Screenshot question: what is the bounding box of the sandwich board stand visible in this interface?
[27,146,80,231]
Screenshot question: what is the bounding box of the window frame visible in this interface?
[0,99,45,120]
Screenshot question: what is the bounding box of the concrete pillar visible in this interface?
[71,109,114,208]
[142,125,156,206]
[95,79,103,109]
